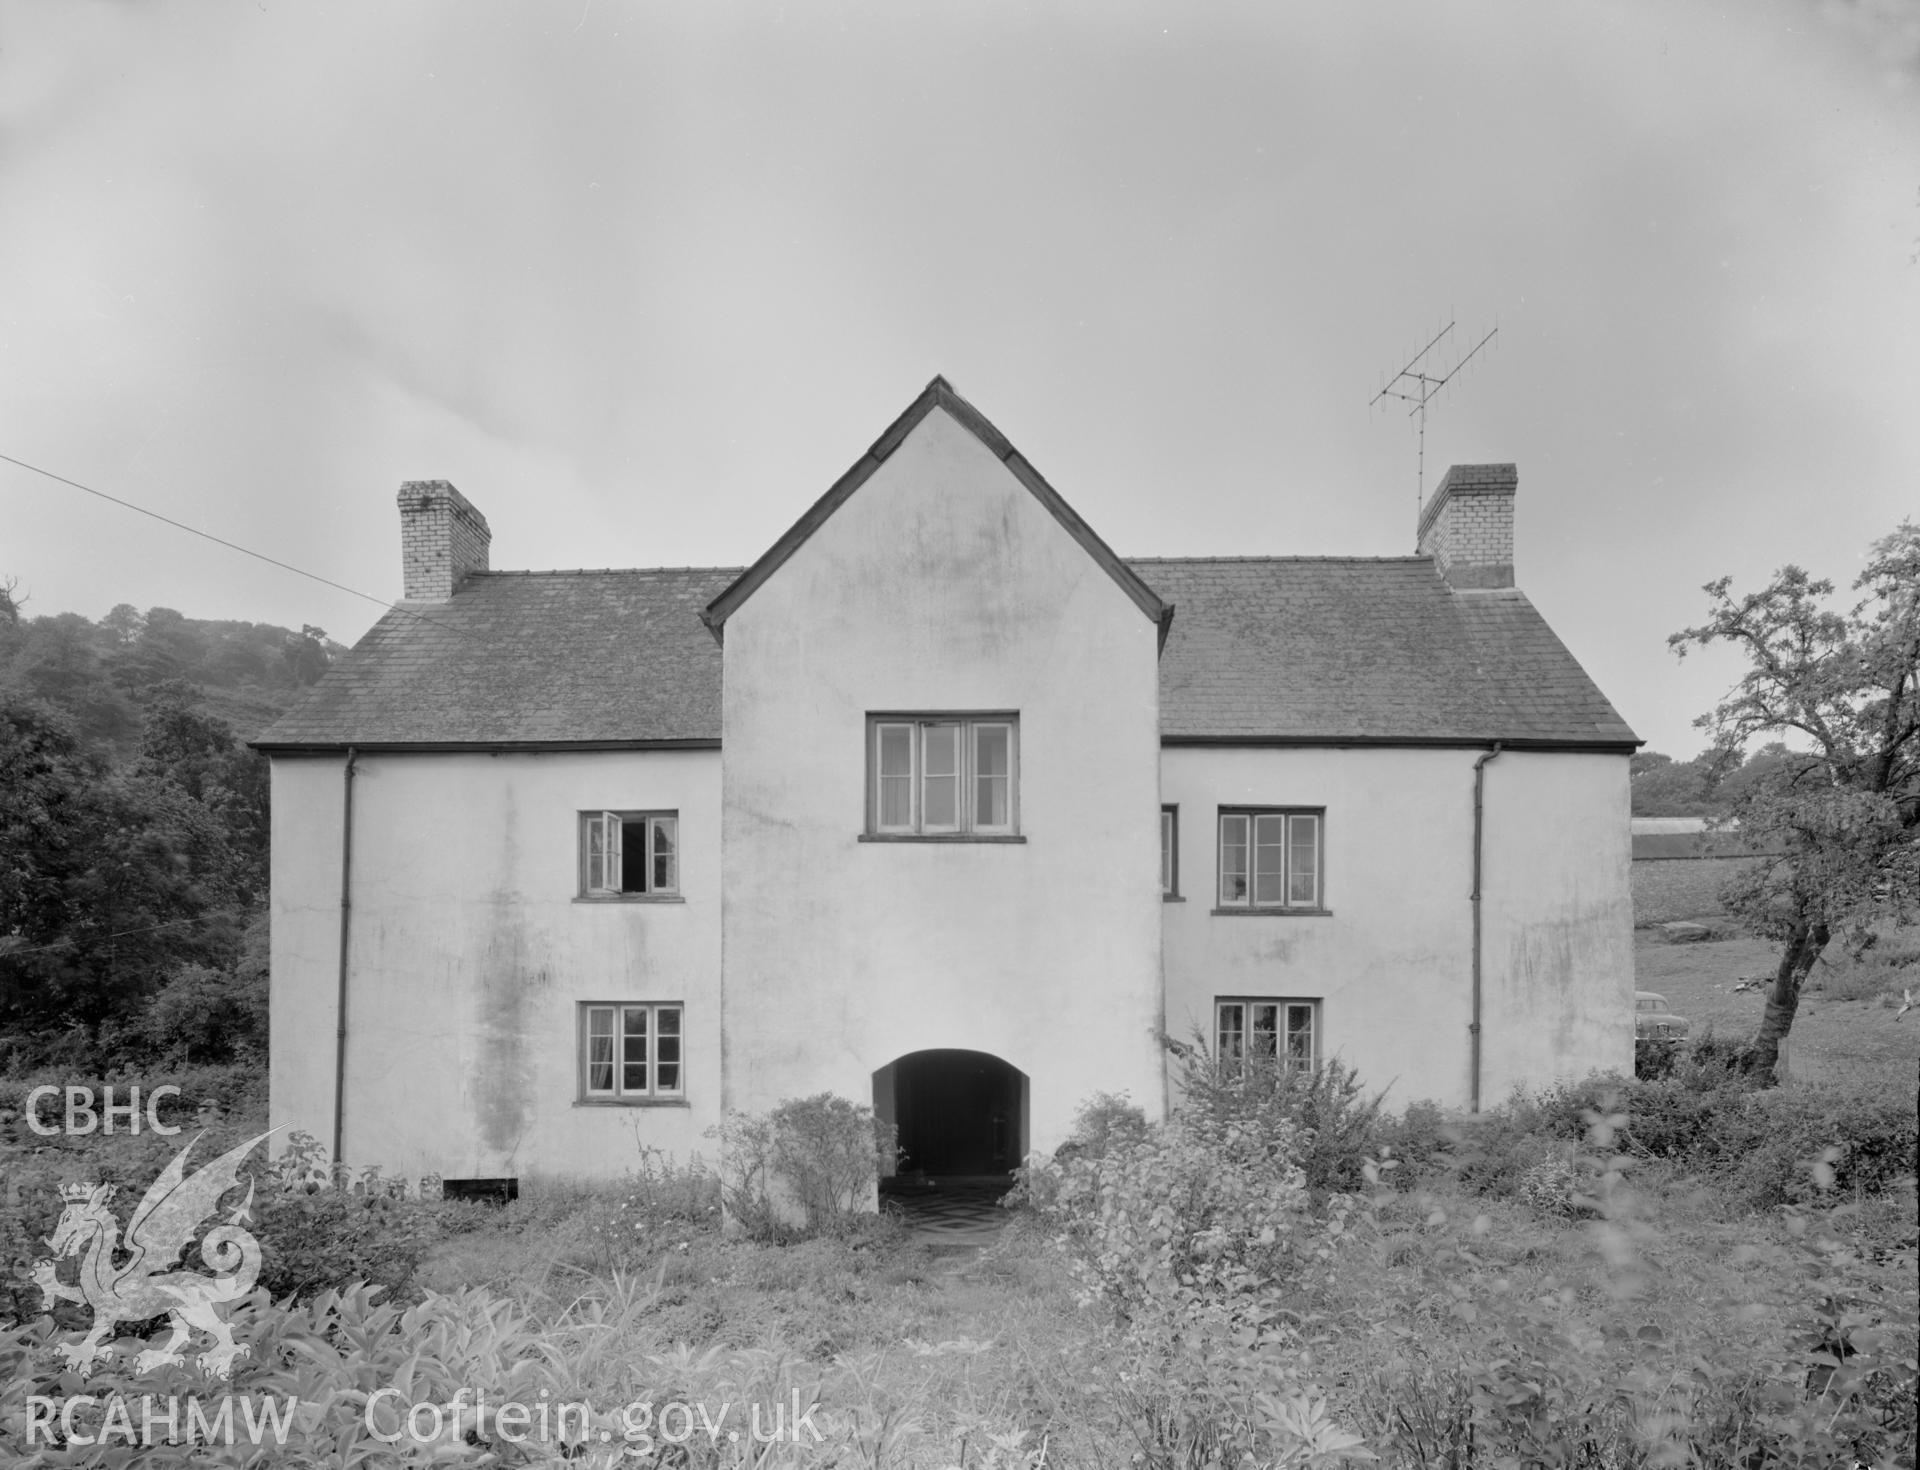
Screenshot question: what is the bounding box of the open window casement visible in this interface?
[585,811,624,895]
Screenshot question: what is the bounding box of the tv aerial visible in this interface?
[1371,321,1499,539]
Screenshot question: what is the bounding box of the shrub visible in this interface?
[1635,1034,1683,1079]
[1063,1090,1148,1159]
[707,1093,894,1239]
[1017,1111,1319,1319]
[137,960,267,1066]
[1719,1086,1919,1209]
[1171,1043,1387,1195]
[249,1188,448,1303]
[1345,1113,1920,1470]
[1513,1149,1583,1218]
[771,1093,895,1227]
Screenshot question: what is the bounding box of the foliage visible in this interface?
[1016,1045,1355,1322]
[0,601,340,763]
[707,1093,895,1240]
[0,699,239,1043]
[1378,1063,1918,1213]
[136,912,269,1065]
[8,1068,1911,1467]
[0,601,338,1067]
[707,1106,784,1240]
[1061,1089,1149,1159]
[1630,748,1719,816]
[572,1148,722,1276]
[1017,1112,1319,1319]
[248,1188,449,1305]
[771,1093,896,1228]
[1343,1112,1919,1470]
[1172,1042,1388,1195]
[1669,519,1920,1073]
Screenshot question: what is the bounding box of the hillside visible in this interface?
[0,591,341,757]
[0,590,341,1064]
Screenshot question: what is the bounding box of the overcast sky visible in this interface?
[2,0,1915,755]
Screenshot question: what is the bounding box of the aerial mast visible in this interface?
[1371,320,1499,542]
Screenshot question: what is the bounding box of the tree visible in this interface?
[0,696,237,1043]
[1669,521,1920,1075]
[1629,750,1716,817]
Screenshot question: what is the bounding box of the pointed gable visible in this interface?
[701,376,1170,640]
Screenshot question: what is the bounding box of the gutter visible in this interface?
[1469,743,1503,1113]
[333,747,358,1169]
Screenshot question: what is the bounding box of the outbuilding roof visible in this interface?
[254,556,1638,751]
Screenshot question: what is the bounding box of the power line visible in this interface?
[0,451,475,641]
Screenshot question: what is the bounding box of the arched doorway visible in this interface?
[873,1049,1027,1180]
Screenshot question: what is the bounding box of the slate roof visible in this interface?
[255,556,1638,750]
[1139,557,1639,747]
[254,568,740,748]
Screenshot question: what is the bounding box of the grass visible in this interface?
[1634,926,1920,1094]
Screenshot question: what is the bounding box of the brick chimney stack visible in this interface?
[397,480,490,602]
[1417,464,1516,590]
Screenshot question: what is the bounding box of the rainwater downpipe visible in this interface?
[332,747,359,1169]
[1469,742,1503,1114]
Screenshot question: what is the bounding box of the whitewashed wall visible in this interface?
[1161,746,1632,1108]
[268,748,722,1181]
[716,407,1168,1157]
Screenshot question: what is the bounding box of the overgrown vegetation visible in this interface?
[1,1055,1914,1465]
[0,597,338,1067]
[710,1093,896,1240]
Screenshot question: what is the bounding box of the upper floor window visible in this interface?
[1217,808,1323,911]
[867,715,1018,837]
[580,811,678,898]
[1161,805,1180,898]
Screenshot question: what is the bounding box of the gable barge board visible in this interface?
[702,376,1168,640]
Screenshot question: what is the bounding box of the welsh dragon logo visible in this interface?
[32,1129,275,1378]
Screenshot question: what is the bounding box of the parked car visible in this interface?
[1634,991,1691,1040]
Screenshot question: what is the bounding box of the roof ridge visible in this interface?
[1126,554,1433,565]
[467,566,747,578]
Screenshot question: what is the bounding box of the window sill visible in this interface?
[573,1097,690,1109]
[1163,894,1186,902]
[573,894,687,904]
[1210,907,1333,918]
[857,833,1027,844]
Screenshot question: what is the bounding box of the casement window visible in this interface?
[1161,805,1180,898]
[867,716,1018,837]
[580,811,678,897]
[1215,999,1318,1070]
[580,1003,683,1101]
[1217,809,1324,911]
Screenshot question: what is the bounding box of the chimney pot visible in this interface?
[1418,463,1516,589]
[397,480,491,602]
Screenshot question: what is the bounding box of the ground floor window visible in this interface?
[1215,998,1317,1070]
[580,1002,683,1100]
